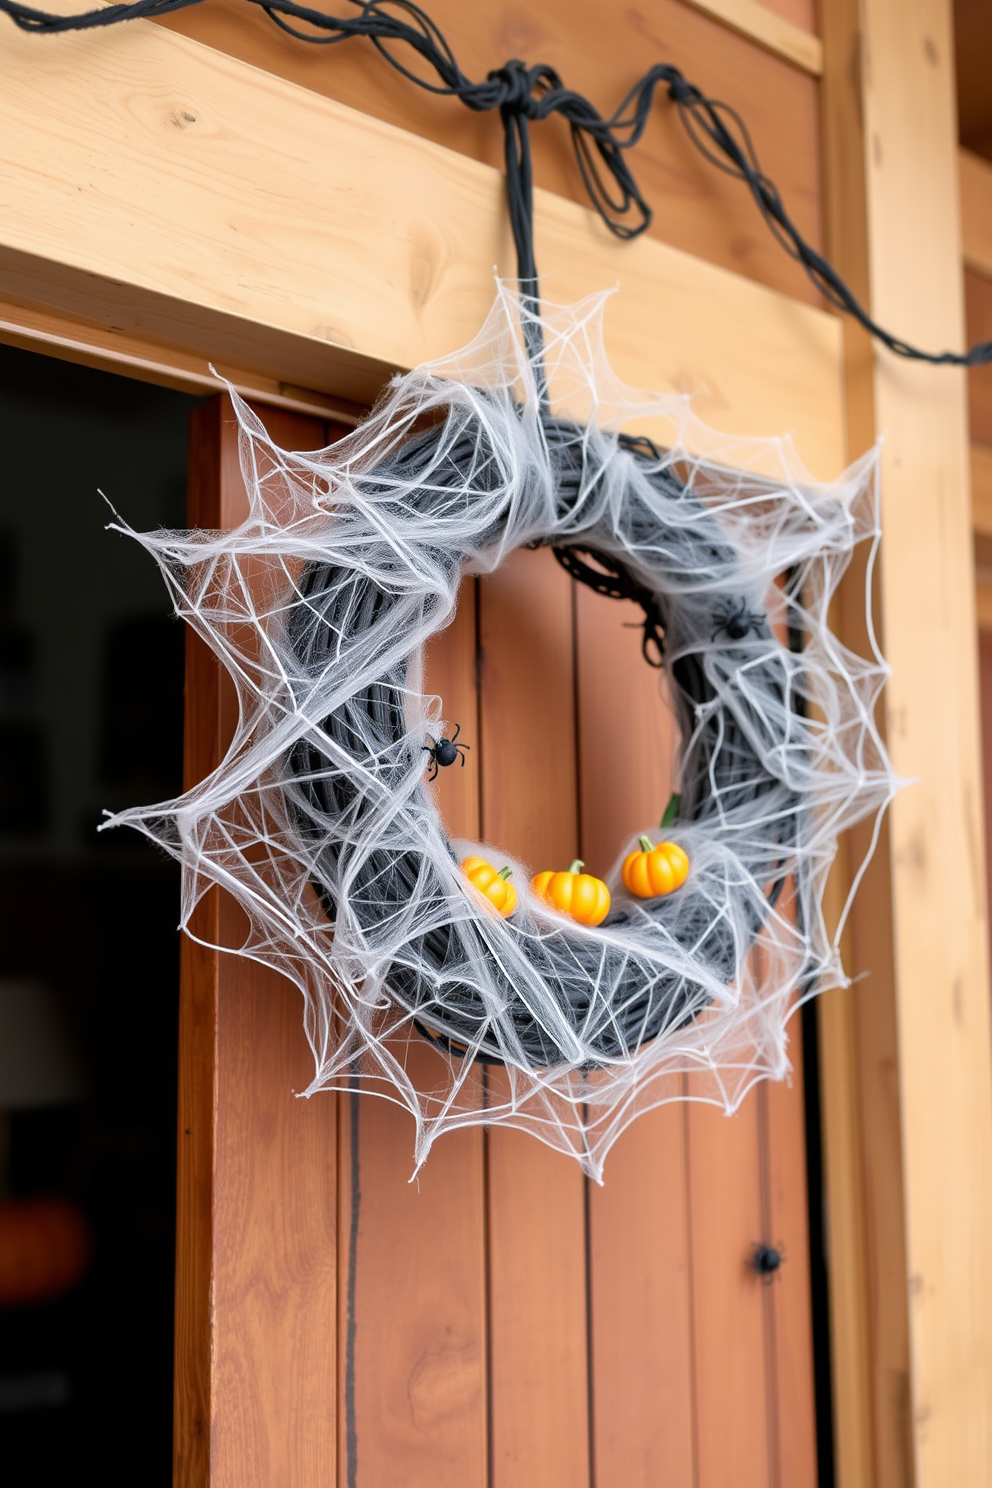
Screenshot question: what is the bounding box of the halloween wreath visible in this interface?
[290,364,815,1069]
[12,0,961,1170]
[103,287,895,1173]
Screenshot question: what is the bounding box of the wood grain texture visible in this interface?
[0,1,848,479]
[336,1062,487,1488]
[575,583,693,1488]
[687,1094,770,1488]
[979,636,992,974]
[965,270,992,449]
[972,444,992,537]
[211,901,339,1488]
[331,576,488,1488]
[819,3,913,1483]
[763,1057,818,1486]
[486,1127,590,1488]
[574,586,677,876]
[478,549,578,871]
[679,0,822,72]
[476,547,589,1488]
[156,0,823,303]
[178,398,341,1488]
[422,578,481,845]
[959,149,992,279]
[588,1108,695,1488]
[860,1,992,1483]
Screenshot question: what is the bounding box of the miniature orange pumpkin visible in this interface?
[622,836,690,898]
[531,859,611,927]
[462,856,518,917]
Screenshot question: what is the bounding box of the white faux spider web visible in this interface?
[106,286,898,1180]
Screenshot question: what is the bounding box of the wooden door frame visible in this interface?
[3,3,992,1484]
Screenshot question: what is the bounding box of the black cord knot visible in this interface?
[488,58,540,118]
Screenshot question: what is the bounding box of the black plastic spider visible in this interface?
[423,724,470,781]
[711,597,765,642]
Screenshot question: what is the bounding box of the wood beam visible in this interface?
[680,0,823,75]
[960,149,992,281]
[858,3,992,1484]
[0,7,846,477]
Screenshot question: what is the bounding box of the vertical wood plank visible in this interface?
[687,1094,771,1488]
[424,578,481,844]
[478,547,590,1488]
[478,548,578,869]
[819,4,909,1482]
[575,584,694,1488]
[337,573,488,1488]
[486,1128,590,1488]
[177,397,340,1488]
[859,1,992,1483]
[588,1108,694,1488]
[763,1051,818,1487]
[979,632,992,967]
[336,1072,487,1488]
[574,586,678,875]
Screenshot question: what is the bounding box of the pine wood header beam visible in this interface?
[0,9,845,478]
[681,0,823,75]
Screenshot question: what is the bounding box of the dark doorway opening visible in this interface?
[0,342,200,1488]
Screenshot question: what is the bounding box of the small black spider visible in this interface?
[711,597,765,643]
[423,724,470,781]
[751,1242,784,1283]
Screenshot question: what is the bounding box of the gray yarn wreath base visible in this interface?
[108,289,896,1175]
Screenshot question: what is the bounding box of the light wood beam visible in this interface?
[679,0,823,74]
[859,3,992,1485]
[0,7,847,477]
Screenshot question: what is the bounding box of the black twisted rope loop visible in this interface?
[2,0,989,369]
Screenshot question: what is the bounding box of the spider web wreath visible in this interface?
[107,286,897,1178]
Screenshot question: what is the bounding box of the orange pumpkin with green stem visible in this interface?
[461,856,518,917]
[531,859,611,927]
[622,836,690,898]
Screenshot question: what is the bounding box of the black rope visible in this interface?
[551,545,668,667]
[3,0,986,368]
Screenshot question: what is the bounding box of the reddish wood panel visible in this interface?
[981,632,992,968]
[486,1127,590,1488]
[687,1093,771,1488]
[335,573,488,1488]
[762,0,816,25]
[575,582,694,1488]
[762,1052,818,1486]
[181,396,826,1488]
[158,0,823,306]
[967,268,992,448]
[588,1107,695,1488]
[423,577,481,844]
[575,585,677,875]
[211,899,340,1487]
[178,398,340,1488]
[336,1065,487,1488]
[478,548,578,870]
[478,547,590,1488]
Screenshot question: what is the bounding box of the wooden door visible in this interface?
[176,392,818,1487]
